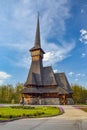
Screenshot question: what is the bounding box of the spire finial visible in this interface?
[34,12,41,48]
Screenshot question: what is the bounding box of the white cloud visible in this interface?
[43,41,75,66]
[80,29,87,44]
[14,56,31,69]
[0,71,11,79]
[81,53,86,58]
[68,71,86,78]
[14,41,75,68]
[68,71,74,76]
[53,69,59,73]
[0,42,31,52]
[0,71,11,85]
[76,73,81,77]
[0,0,74,69]
[80,29,87,35]
[0,0,71,48]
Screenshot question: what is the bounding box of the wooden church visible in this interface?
[21,15,73,105]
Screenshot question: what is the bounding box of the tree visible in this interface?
[8,84,15,103]
[0,85,8,103]
[72,84,87,104]
[14,83,24,103]
[0,83,24,104]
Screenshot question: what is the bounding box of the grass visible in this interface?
[0,106,61,121]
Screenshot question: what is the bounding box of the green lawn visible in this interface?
[0,106,61,121]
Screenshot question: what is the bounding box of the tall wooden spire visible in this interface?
[30,13,43,51]
[34,13,41,48]
[25,14,44,86]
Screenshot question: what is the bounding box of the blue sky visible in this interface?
[0,0,87,87]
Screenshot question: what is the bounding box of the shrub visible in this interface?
[10,106,35,109]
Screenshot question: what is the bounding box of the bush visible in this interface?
[10,106,35,109]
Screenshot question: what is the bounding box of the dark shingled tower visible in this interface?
[25,13,45,86]
[21,14,73,105]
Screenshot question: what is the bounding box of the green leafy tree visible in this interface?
[0,83,23,104]
[14,83,24,103]
[8,85,15,103]
[0,85,8,103]
[72,84,87,104]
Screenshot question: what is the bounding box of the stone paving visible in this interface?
[57,105,87,119]
[0,105,87,130]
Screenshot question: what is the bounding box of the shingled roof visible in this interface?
[25,60,43,86]
[23,14,72,95]
[21,86,68,94]
[23,70,72,94]
[55,73,73,93]
[42,66,57,86]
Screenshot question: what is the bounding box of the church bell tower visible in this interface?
[25,14,45,87]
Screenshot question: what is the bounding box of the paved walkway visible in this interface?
[0,105,87,130]
[57,105,87,119]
